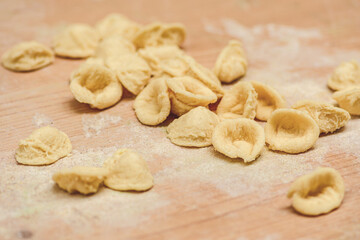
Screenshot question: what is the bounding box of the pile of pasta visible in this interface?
[3,13,360,216]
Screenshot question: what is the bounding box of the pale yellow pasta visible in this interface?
[94,36,136,60]
[328,61,360,91]
[169,91,197,116]
[333,87,360,115]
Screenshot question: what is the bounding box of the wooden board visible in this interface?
[1,0,360,239]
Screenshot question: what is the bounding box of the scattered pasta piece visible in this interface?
[217,81,257,120]
[214,40,247,83]
[287,167,345,216]
[265,109,319,154]
[15,126,72,165]
[70,63,122,109]
[169,91,197,116]
[167,107,220,147]
[293,100,351,133]
[133,76,170,125]
[103,149,153,191]
[166,76,217,106]
[251,81,286,121]
[53,24,100,58]
[95,13,141,41]
[328,61,360,91]
[94,36,136,60]
[212,119,265,162]
[2,41,54,72]
[53,166,108,195]
[333,87,360,115]
[106,53,151,95]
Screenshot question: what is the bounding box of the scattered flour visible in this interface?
[82,113,122,138]
[32,113,53,127]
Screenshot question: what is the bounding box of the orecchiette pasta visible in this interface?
[133,76,171,125]
[94,36,136,60]
[214,40,247,83]
[328,61,360,91]
[251,81,286,121]
[293,100,351,133]
[265,109,319,153]
[53,166,108,195]
[332,87,360,115]
[212,119,265,162]
[70,63,122,109]
[1,41,54,72]
[169,91,197,116]
[103,149,153,191]
[287,167,345,216]
[15,126,72,166]
[167,106,220,147]
[217,81,257,120]
[53,24,100,58]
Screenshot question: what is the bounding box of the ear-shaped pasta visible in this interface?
[133,22,186,48]
[166,76,217,106]
[53,24,100,58]
[287,167,345,216]
[15,126,72,166]
[53,166,108,195]
[70,63,122,109]
[217,82,257,120]
[138,45,189,77]
[212,119,265,162]
[95,13,141,41]
[265,109,319,153]
[169,91,197,116]
[214,40,247,83]
[328,61,360,91]
[105,53,151,95]
[2,41,54,72]
[333,87,360,115]
[251,81,286,121]
[167,106,220,147]
[94,36,135,60]
[293,100,351,133]
[103,149,153,191]
[133,76,170,125]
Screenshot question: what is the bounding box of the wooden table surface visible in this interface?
[1,0,360,239]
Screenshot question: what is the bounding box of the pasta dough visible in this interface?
[15,126,72,165]
[169,91,197,116]
[214,40,247,83]
[265,109,319,153]
[212,119,265,162]
[287,167,345,216]
[103,149,153,191]
[293,100,351,133]
[333,87,360,115]
[2,41,54,72]
[53,166,108,195]
[328,61,360,91]
[53,24,100,58]
[167,106,220,147]
[251,81,286,121]
[217,81,257,120]
[94,36,136,60]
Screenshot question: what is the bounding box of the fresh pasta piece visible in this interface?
[287,167,345,216]
[95,13,141,40]
[166,76,217,106]
[103,149,153,191]
[328,61,360,91]
[333,87,360,115]
[214,40,247,83]
[169,91,197,116]
[138,45,189,77]
[133,76,170,125]
[70,63,122,109]
[265,109,319,153]
[217,81,257,120]
[94,36,136,60]
[105,53,151,95]
[133,22,186,48]
[53,166,108,195]
[167,106,220,147]
[53,24,100,58]
[293,100,351,133]
[251,81,286,121]
[212,119,265,162]
[2,41,54,72]
[15,126,72,165]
